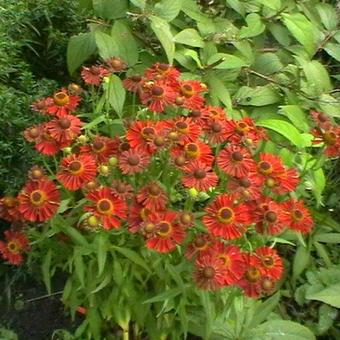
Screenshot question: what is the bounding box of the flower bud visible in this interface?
[108,156,118,166]
[188,188,198,199]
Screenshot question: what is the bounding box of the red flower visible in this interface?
[0,196,20,222]
[312,126,340,157]
[140,81,177,113]
[18,180,60,222]
[227,173,262,201]
[282,199,313,234]
[177,80,206,110]
[85,187,127,229]
[185,234,214,260]
[237,253,264,298]
[255,246,283,280]
[35,125,65,156]
[203,106,228,120]
[145,210,185,253]
[171,140,214,166]
[212,243,246,285]
[182,160,218,191]
[111,180,134,201]
[119,148,151,175]
[310,110,332,130]
[46,115,83,144]
[194,255,227,290]
[31,98,51,114]
[46,89,81,117]
[188,108,210,127]
[252,197,290,235]
[105,57,127,72]
[144,63,180,85]
[23,124,44,143]
[126,120,160,154]
[266,167,300,195]
[203,118,229,144]
[256,153,285,180]
[163,117,202,145]
[127,201,151,234]
[203,194,250,239]
[81,65,109,85]
[217,145,256,178]
[123,75,144,93]
[80,136,118,164]
[137,182,168,212]
[0,230,29,265]
[57,154,97,191]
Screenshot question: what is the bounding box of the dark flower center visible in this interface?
[149,184,161,196]
[187,143,198,152]
[194,237,206,248]
[245,267,261,282]
[262,256,274,267]
[317,112,328,122]
[127,155,140,166]
[98,199,112,213]
[92,140,105,152]
[194,169,206,179]
[176,121,188,131]
[142,127,155,138]
[190,110,201,118]
[293,209,303,220]
[151,86,164,97]
[323,131,336,145]
[232,151,244,162]
[29,128,40,138]
[69,161,82,173]
[131,75,142,82]
[174,156,186,166]
[211,122,222,133]
[203,266,215,279]
[181,84,194,97]
[30,190,45,206]
[158,63,170,71]
[59,118,71,129]
[265,211,277,223]
[239,177,251,188]
[120,142,130,152]
[219,208,233,220]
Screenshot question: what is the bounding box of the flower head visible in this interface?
[119,148,151,175]
[81,65,109,85]
[0,230,29,265]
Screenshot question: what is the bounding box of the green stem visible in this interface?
[123,328,129,340]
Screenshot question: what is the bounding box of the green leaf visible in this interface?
[249,292,280,328]
[234,86,281,106]
[268,23,291,46]
[316,3,338,31]
[311,168,325,205]
[253,53,283,75]
[256,0,281,11]
[250,320,315,340]
[324,42,340,62]
[107,75,126,116]
[67,33,96,74]
[257,119,313,148]
[97,233,108,276]
[293,245,310,280]
[279,105,309,132]
[206,73,232,112]
[306,283,340,308]
[59,224,90,248]
[154,0,182,22]
[42,249,53,294]
[111,21,138,66]
[282,13,319,56]
[88,308,102,340]
[95,31,120,60]
[113,246,151,273]
[83,115,106,130]
[143,287,183,303]
[225,0,245,17]
[93,0,128,19]
[239,13,265,39]
[314,233,340,244]
[318,94,340,118]
[174,29,204,48]
[301,60,332,96]
[130,0,145,9]
[74,248,86,287]
[150,16,175,63]
[207,53,248,69]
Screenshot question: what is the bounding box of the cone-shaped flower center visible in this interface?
[265,211,277,223]
[157,222,172,237]
[158,63,170,72]
[3,196,17,208]
[239,177,251,188]
[175,121,189,133]
[219,254,231,268]
[194,237,207,249]
[292,209,304,221]
[69,161,83,175]
[180,84,194,98]
[149,184,161,196]
[185,143,199,158]
[258,161,272,175]
[318,112,328,122]
[97,199,113,215]
[141,127,155,140]
[189,110,201,118]
[203,266,215,279]
[30,190,46,206]
[59,117,71,129]
[154,136,165,147]
[92,140,105,153]
[218,207,235,223]
[53,92,70,106]
[211,122,222,133]
[245,267,261,282]
[194,169,206,179]
[127,155,140,166]
[235,122,249,134]
[231,151,244,162]
[262,255,274,268]
[323,131,336,145]
[28,127,40,139]
[7,240,20,253]
[174,156,186,166]
[131,75,142,82]
[120,142,130,152]
[151,86,164,97]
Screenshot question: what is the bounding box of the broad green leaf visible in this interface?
[130,0,145,9]
[175,49,198,71]
[97,233,108,276]
[42,249,53,294]
[107,75,126,116]
[232,40,255,64]
[293,245,310,280]
[174,29,204,48]
[143,287,183,303]
[91,272,111,294]
[253,53,283,75]
[67,33,96,74]
[95,31,119,60]
[239,13,265,39]
[314,241,332,268]
[154,0,182,22]
[249,320,315,340]
[268,23,291,46]
[234,86,281,106]
[88,308,101,340]
[311,168,325,205]
[207,53,248,69]
[150,16,175,63]
[282,13,319,56]
[206,73,232,112]
[314,233,340,244]
[256,0,281,11]
[113,246,151,273]
[93,0,128,19]
[111,21,138,66]
[60,224,90,248]
[301,60,332,96]
[181,0,211,24]
[306,283,340,308]
[324,42,340,62]
[225,0,245,17]
[249,292,280,328]
[319,94,340,118]
[83,115,106,130]
[257,119,313,148]
[74,248,85,287]
[279,105,309,132]
[316,3,338,31]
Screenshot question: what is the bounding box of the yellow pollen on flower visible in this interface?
[29,190,46,206]
[92,140,106,153]
[258,161,273,175]
[217,207,235,224]
[97,199,114,215]
[323,131,337,145]
[53,92,70,106]
[68,161,84,175]
[235,122,250,135]
[175,121,189,134]
[7,240,20,253]
[185,143,200,158]
[292,209,304,221]
[245,267,261,282]
[180,84,194,98]
[141,127,155,140]
[157,221,172,237]
[202,266,215,278]
[219,254,232,268]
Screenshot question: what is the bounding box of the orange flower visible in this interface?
[0,230,29,265]
[18,180,60,222]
